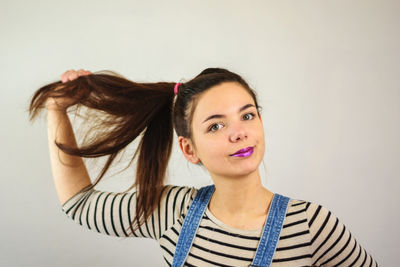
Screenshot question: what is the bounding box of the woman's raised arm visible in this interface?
[47,108,92,205]
[46,69,93,205]
[28,68,178,238]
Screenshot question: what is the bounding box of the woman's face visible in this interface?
[179,82,265,179]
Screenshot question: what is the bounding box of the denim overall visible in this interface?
[171,185,290,267]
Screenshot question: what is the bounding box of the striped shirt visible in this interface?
[62,184,378,266]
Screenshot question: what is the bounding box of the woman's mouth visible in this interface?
[230,146,254,157]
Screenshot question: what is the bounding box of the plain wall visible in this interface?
[1,0,399,266]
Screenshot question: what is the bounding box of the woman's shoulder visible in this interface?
[284,197,379,266]
[285,197,335,224]
[162,184,199,199]
[283,197,340,242]
[161,184,199,214]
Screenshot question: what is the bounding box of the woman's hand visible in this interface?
[46,69,92,111]
[60,69,92,83]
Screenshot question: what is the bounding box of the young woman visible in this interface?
[28,68,378,266]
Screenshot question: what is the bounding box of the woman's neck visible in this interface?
[208,170,273,219]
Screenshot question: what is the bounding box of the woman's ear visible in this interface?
[178,136,201,164]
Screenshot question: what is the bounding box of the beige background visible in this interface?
[1,0,398,266]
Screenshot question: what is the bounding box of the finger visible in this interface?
[61,70,74,83]
[79,69,92,76]
[68,72,79,81]
[77,69,86,76]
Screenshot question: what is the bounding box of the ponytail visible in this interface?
[28,70,175,232]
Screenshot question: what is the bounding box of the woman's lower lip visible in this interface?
[231,147,254,157]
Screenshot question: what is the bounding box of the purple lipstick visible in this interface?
[231,146,254,157]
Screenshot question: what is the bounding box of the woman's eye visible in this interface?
[208,113,255,132]
[243,113,255,120]
[208,123,223,132]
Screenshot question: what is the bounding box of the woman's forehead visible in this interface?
[192,82,255,121]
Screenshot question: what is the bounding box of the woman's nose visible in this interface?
[229,123,248,142]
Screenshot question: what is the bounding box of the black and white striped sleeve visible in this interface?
[306,202,378,266]
[61,184,196,240]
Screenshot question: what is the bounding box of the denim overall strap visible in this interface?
[250,194,290,267]
[171,184,215,267]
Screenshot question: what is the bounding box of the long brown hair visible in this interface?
[27,68,261,233]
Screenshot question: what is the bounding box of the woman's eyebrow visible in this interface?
[202,104,255,124]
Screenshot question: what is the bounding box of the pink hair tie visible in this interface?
[174,82,181,95]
